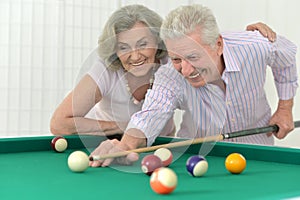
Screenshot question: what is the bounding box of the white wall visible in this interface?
[0,0,299,147]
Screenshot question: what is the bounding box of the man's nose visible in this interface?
[180,60,194,77]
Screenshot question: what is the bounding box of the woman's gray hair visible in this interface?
[98,4,167,71]
[160,4,220,47]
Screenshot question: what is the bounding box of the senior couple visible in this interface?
[50,4,298,167]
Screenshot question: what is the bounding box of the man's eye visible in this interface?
[187,55,199,61]
[172,58,182,64]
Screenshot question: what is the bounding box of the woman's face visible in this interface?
[116,22,158,77]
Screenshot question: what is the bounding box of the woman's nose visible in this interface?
[129,49,141,61]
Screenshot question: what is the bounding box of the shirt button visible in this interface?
[231,118,235,122]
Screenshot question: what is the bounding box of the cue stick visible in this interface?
[90,120,300,161]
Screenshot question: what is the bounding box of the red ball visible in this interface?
[141,154,163,176]
[150,167,177,194]
[154,148,173,167]
[51,136,68,152]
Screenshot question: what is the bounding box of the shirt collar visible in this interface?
[222,37,241,72]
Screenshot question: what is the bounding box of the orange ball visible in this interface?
[150,167,177,194]
[225,153,246,174]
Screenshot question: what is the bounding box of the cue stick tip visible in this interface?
[89,156,98,161]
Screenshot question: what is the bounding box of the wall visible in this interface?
[0,0,299,147]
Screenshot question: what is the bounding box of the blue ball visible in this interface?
[186,155,208,177]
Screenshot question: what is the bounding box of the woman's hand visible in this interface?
[246,22,276,42]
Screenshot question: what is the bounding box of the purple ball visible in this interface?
[186,155,208,177]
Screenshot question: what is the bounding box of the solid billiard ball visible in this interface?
[186,155,208,177]
[141,154,163,176]
[225,153,246,174]
[51,136,68,152]
[150,167,177,194]
[154,148,173,167]
[67,151,89,173]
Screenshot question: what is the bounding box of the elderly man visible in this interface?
[89,4,297,167]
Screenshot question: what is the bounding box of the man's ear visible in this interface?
[216,35,223,56]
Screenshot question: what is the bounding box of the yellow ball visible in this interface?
[225,153,246,174]
[67,151,89,173]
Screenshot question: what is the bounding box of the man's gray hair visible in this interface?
[160,4,220,47]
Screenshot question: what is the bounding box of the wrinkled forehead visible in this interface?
[116,24,156,43]
[165,34,206,57]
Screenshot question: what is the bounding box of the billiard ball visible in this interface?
[141,154,163,176]
[67,151,89,173]
[150,167,177,194]
[154,148,173,167]
[186,155,208,177]
[225,153,246,174]
[51,136,68,152]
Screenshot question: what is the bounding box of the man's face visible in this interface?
[165,30,223,88]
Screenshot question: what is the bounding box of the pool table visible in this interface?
[1,135,300,200]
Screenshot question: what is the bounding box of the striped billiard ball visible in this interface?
[141,154,163,176]
[150,167,177,194]
[51,136,68,152]
[186,155,208,177]
[154,148,173,167]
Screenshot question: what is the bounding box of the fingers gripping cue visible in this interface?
[90,121,300,161]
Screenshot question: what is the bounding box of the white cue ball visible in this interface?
[154,148,173,167]
[67,151,89,173]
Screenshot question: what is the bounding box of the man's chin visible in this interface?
[189,81,206,88]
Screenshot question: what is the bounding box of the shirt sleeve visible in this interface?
[268,35,298,100]
[86,57,111,96]
[126,63,183,146]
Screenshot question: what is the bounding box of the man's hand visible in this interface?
[268,99,294,139]
[89,139,139,167]
[89,129,147,167]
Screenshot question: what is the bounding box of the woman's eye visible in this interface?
[138,42,147,48]
[118,46,130,52]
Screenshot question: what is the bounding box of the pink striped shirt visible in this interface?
[127,31,298,146]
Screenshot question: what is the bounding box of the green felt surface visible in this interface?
[1,136,300,200]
